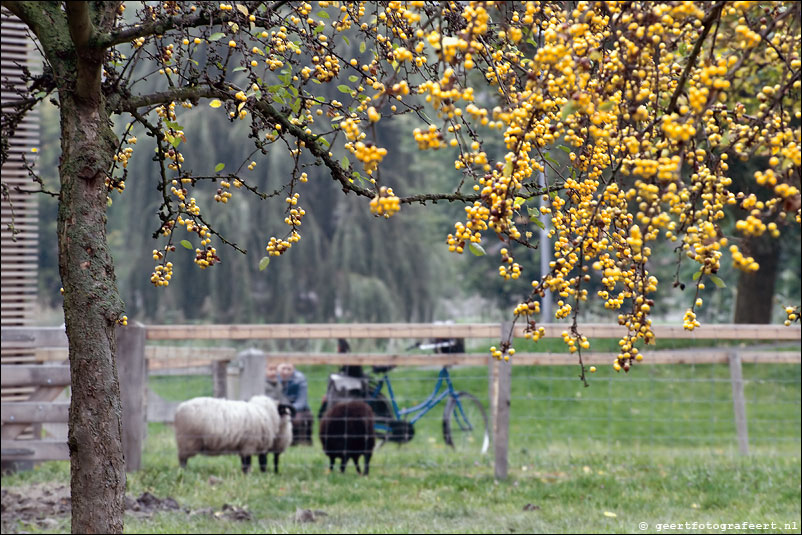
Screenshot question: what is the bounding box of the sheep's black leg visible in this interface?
[363,452,372,476]
[353,455,362,474]
[340,457,346,473]
[273,452,280,474]
[329,455,335,472]
[258,453,267,473]
[241,455,251,474]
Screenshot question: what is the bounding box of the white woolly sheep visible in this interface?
[174,395,294,473]
[257,401,295,473]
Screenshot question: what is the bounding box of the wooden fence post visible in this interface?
[488,356,499,439]
[212,361,228,398]
[494,323,512,480]
[238,349,266,401]
[117,322,146,472]
[728,350,749,455]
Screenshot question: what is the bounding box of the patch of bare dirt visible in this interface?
[1,482,254,533]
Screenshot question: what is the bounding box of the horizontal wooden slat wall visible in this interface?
[1,9,41,444]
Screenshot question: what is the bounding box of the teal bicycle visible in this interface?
[319,339,490,455]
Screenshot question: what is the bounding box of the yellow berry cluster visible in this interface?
[112,147,134,169]
[523,324,546,341]
[683,308,700,332]
[265,233,299,256]
[194,246,220,269]
[129,0,800,371]
[561,331,590,354]
[785,307,800,327]
[513,300,540,317]
[498,256,522,280]
[150,260,173,287]
[412,125,445,150]
[369,186,400,218]
[489,345,514,361]
[729,245,759,272]
[214,181,233,203]
[352,141,387,175]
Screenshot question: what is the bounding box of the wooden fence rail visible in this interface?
[1,323,800,476]
[142,323,801,341]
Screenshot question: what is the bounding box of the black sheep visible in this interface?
[319,400,376,475]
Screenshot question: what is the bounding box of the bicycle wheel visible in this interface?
[443,391,490,455]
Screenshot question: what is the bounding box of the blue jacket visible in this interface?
[281,370,310,412]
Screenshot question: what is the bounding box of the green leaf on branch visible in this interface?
[208,32,225,42]
[693,270,702,281]
[561,101,580,120]
[214,163,225,172]
[469,243,486,256]
[259,257,271,271]
[337,84,352,94]
[709,274,726,288]
[543,153,560,166]
[180,240,193,250]
[514,196,526,209]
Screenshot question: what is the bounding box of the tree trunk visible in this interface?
[58,91,126,534]
[733,235,781,324]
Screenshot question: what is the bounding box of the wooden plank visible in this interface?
[145,323,801,342]
[0,386,35,395]
[729,352,750,456]
[145,345,237,361]
[0,365,70,387]
[149,357,214,370]
[25,349,784,369]
[511,350,801,366]
[494,344,511,480]
[0,263,39,270]
[1,326,68,347]
[1,386,68,441]
[0,440,69,462]
[509,323,802,341]
[1,401,69,423]
[146,323,500,341]
[212,361,228,398]
[117,323,146,472]
[149,366,212,376]
[36,345,237,365]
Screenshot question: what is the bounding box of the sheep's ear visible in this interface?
[279,404,296,417]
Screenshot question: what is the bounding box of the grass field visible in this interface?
[2,351,800,533]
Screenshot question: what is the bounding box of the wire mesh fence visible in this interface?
[3,324,799,473]
[145,355,801,475]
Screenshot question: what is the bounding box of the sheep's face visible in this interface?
[278,403,296,418]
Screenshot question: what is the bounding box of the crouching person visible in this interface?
[278,362,314,445]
